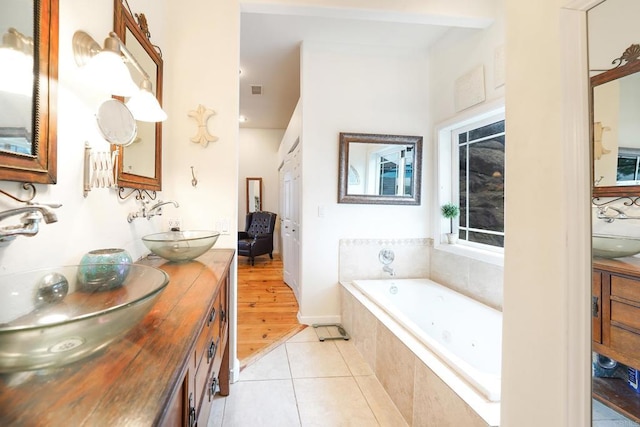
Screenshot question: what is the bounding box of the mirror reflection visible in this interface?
[121,28,156,178]
[0,0,57,184]
[0,1,34,156]
[338,133,422,205]
[114,0,163,192]
[593,70,640,187]
[246,177,262,213]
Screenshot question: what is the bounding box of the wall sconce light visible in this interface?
[72,30,167,122]
[0,28,34,96]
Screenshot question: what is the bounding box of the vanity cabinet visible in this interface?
[593,257,640,423]
[0,249,233,427]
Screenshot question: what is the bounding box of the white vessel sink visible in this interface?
[592,234,640,258]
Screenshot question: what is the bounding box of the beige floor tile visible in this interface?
[286,341,351,378]
[294,377,379,426]
[335,340,373,376]
[355,375,408,427]
[240,344,291,381]
[222,380,300,426]
[208,395,226,427]
[287,326,321,343]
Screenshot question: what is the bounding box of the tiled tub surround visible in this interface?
[338,239,504,311]
[341,282,500,426]
[338,239,431,283]
[430,247,504,311]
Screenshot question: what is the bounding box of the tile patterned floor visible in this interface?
[208,326,407,427]
[593,399,640,427]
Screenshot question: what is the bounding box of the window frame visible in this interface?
[434,100,505,266]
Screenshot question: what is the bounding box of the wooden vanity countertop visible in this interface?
[594,256,640,277]
[0,248,234,427]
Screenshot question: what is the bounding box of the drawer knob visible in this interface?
[207,307,216,327]
[207,339,217,363]
[188,392,196,427]
[209,376,218,402]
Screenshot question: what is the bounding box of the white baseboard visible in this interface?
[296,312,342,326]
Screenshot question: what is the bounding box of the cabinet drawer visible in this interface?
[612,300,640,331]
[195,302,221,371]
[610,325,640,369]
[611,275,640,302]
[195,336,220,410]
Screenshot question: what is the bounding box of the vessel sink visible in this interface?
[142,230,220,262]
[593,234,640,258]
[0,264,169,372]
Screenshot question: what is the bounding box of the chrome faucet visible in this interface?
[127,200,179,223]
[0,203,61,242]
[146,200,179,219]
[596,205,640,222]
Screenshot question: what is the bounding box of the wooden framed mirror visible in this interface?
[592,44,640,197]
[0,0,58,184]
[246,177,262,213]
[113,0,162,192]
[338,132,422,205]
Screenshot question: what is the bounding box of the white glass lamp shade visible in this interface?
[83,50,138,97]
[0,47,33,96]
[0,29,34,96]
[126,80,167,122]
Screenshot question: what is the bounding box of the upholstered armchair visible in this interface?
[237,211,277,265]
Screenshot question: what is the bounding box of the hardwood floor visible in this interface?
[237,254,304,367]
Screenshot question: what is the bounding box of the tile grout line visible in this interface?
[285,340,304,427]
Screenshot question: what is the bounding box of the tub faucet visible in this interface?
[383,265,395,277]
[0,203,62,242]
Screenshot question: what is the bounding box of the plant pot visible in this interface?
[446,233,458,244]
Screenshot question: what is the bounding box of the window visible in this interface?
[454,117,505,248]
[617,148,640,183]
[375,146,413,196]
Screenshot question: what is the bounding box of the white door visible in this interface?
[280,143,301,301]
[281,164,293,287]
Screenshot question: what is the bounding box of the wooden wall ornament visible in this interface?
[188,104,219,147]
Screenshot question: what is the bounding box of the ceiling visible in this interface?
[239,12,459,130]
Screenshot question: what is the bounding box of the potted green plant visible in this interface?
[441,203,460,244]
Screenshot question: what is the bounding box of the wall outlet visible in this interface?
[216,219,230,235]
[168,217,182,231]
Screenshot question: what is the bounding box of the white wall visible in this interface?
[238,128,283,252]
[298,41,431,322]
[426,2,505,309]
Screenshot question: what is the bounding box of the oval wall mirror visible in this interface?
[96,99,137,146]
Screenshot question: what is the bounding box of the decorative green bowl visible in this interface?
[78,248,133,291]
